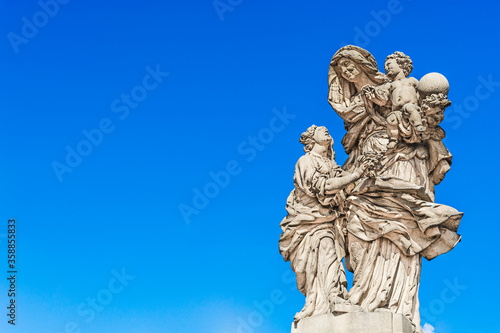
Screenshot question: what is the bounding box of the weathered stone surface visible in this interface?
[417,72,450,98]
[279,45,463,333]
[291,312,413,333]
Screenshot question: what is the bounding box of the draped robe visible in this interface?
[279,152,349,321]
[328,47,462,333]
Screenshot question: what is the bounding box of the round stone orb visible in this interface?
[417,72,449,97]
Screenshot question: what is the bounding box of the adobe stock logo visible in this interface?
[338,0,405,49]
[235,271,296,333]
[444,74,500,130]
[49,267,135,333]
[178,106,296,224]
[213,0,243,21]
[420,278,467,325]
[51,64,169,182]
[8,0,71,54]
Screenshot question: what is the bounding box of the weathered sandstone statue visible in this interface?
[279,45,463,333]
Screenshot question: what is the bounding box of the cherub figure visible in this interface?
[420,92,450,132]
[363,51,426,149]
[419,92,453,191]
[384,52,426,148]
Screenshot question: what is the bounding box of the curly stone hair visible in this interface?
[420,93,451,113]
[299,125,317,153]
[386,51,413,77]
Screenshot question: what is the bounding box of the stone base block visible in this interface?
[291,312,413,333]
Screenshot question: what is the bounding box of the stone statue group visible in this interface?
[279,45,462,333]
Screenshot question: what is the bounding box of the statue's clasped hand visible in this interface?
[361,84,376,100]
[357,153,383,178]
[354,155,371,178]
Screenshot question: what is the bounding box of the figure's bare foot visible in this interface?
[331,296,351,305]
[331,298,366,313]
[415,125,426,132]
[374,308,393,313]
[387,141,397,149]
[294,305,314,322]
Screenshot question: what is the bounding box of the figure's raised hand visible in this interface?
[357,153,383,178]
[361,85,376,100]
[353,155,370,177]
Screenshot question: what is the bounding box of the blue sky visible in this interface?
[0,0,499,332]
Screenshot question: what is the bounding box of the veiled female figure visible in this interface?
[328,46,462,333]
[329,46,433,196]
[279,125,367,321]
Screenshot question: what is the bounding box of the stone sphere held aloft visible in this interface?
[417,72,449,98]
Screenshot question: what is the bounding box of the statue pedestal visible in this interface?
[291,312,413,333]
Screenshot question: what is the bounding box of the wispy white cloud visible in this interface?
[422,323,435,333]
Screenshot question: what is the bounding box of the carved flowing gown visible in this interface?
[327,46,463,333]
[279,151,349,321]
